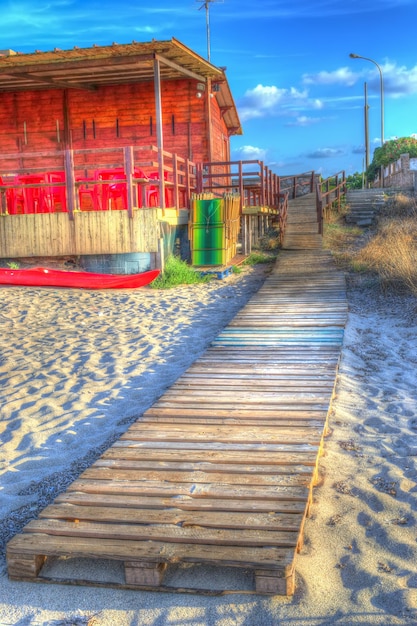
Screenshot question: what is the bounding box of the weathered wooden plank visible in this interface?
[7,534,295,571]
[101,447,319,465]
[80,467,312,487]
[119,423,322,444]
[94,459,316,475]
[171,377,336,389]
[23,519,301,548]
[55,492,309,514]
[67,478,311,501]
[120,424,323,444]
[143,406,329,418]
[141,415,325,427]
[113,440,320,453]
[39,504,306,531]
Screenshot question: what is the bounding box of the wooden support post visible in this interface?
[173,153,179,213]
[260,162,265,206]
[241,215,252,256]
[125,561,167,586]
[153,57,165,212]
[7,554,46,579]
[64,148,76,219]
[255,569,295,595]
[124,146,135,218]
[186,158,192,205]
[238,161,244,212]
[156,237,165,272]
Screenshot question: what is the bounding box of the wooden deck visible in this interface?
[6,193,348,595]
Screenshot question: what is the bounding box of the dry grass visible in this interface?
[355,217,417,295]
[380,193,417,219]
[323,211,363,268]
[324,196,417,296]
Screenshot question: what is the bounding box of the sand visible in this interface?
[0,265,416,626]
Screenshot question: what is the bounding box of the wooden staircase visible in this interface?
[283,193,322,250]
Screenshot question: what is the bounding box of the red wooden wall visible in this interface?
[0,78,231,170]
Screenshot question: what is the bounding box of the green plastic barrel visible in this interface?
[192,198,224,224]
[191,224,225,265]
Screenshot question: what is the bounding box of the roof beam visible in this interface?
[2,71,96,91]
[0,53,155,76]
[155,53,206,82]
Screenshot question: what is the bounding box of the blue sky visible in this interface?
[2,0,417,177]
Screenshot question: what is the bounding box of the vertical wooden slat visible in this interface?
[64,148,76,219]
[153,58,165,212]
[124,146,135,218]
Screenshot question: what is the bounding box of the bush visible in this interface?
[379,193,417,219]
[242,252,277,266]
[150,256,212,289]
[346,172,364,190]
[367,137,417,181]
[354,217,417,294]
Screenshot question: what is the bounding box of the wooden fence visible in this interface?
[316,171,347,233]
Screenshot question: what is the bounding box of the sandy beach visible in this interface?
[0,263,417,625]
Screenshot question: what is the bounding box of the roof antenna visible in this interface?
[197,0,223,62]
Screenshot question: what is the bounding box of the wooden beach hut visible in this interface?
[0,39,242,271]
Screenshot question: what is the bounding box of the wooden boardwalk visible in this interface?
[6,193,348,595]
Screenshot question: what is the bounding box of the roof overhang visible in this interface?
[0,38,242,136]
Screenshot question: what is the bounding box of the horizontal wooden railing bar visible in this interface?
[0,144,198,218]
[316,170,347,233]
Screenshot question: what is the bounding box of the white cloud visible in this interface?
[303,67,358,87]
[381,62,417,97]
[233,145,268,161]
[303,61,417,99]
[286,115,322,127]
[238,84,323,122]
[306,147,345,159]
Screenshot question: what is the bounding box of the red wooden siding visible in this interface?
[0,79,231,172]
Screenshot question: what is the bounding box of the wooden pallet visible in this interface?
[6,205,347,595]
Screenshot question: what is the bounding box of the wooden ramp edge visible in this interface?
[6,217,348,596]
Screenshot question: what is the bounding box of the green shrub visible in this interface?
[346,172,364,190]
[243,252,277,265]
[150,256,212,289]
[367,137,417,181]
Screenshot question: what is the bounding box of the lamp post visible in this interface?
[349,53,384,146]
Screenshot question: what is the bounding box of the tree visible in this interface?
[366,137,417,181]
[346,172,364,189]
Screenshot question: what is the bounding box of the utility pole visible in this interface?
[364,82,370,171]
[197,0,223,62]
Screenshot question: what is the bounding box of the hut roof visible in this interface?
[0,38,242,135]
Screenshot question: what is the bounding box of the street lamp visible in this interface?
[349,53,384,146]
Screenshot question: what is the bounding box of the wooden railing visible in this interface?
[316,171,346,234]
[278,192,289,245]
[278,171,316,200]
[0,145,198,219]
[197,160,315,243]
[197,160,315,206]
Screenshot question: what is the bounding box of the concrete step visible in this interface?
[344,189,387,226]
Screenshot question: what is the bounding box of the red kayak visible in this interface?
[0,267,160,289]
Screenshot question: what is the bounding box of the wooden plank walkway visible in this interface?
[6,193,348,595]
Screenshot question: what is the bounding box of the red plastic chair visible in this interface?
[45,171,67,212]
[77,177,102,211]
[95,168,127,210]
[12,174,49,214]
[96,168,149,210]
[0,176,16,214]
[146,171,172,208]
